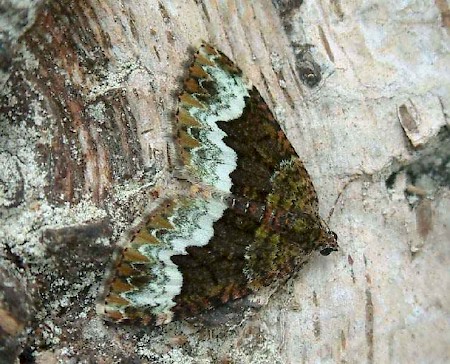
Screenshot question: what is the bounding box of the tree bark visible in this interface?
[0,0,449,363]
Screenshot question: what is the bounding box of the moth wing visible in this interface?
[98,193,228,324]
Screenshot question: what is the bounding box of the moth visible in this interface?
[98,43,338,325]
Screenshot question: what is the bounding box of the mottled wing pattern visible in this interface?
[175,44,250,193]
[171,86,337,318]
[98,44,337,324]
[100,195,228,324]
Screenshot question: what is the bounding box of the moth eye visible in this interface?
[319,247,334,256]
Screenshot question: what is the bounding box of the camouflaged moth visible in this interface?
[98,43,338,325]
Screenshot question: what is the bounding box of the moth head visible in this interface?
[318,229,339,256]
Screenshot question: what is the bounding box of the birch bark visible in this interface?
[0,1,448,363]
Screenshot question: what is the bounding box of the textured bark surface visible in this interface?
[0,0,449,363]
